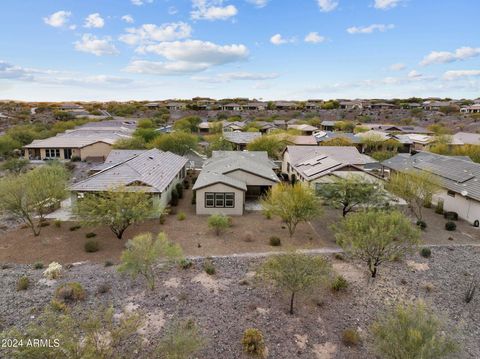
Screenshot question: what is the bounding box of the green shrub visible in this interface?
[84,240,100,253]
[331,275,348,292]
[50,299,68,312]
[85,232,97,238]
[33,261,44,269]
[170,188,179,206]
[203,259,216,275]
[445,221,456,231]
[334,253,344,260]
[179,258,193,269]
[416,220,427,230]
[444,212,458,221]
[16,276,30,291]
[69,225,81,231]
[177,211,186,221]
[70,155,81,162]
[54,282,86,303]
[207,214,230,236]
[104,260,114,267]
[54,219,62,228]
[242,328,266,358]
[435,200,444,214]
[342,328,361,346]
[269,236,281,246]
[39,221,50,227]
[176,183,184,199]
[420,247,432,258]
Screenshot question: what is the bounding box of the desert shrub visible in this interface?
[242,328,266,358]
[435,200,444,214]
[179,258,193,269]
[420,247,432,258]
[331,275,348,292]
[445,221,456,231]
[263,210,272,219]
[33,261,44,269]
[177,211,186,221]
[40,221,50,227]
[43,262,62,279]
[84,240,100,253]
[50,299,68,312]
[244,231,254,242]
[203,259,216,275]
[334,253,344,260]
[16,276,30,291]
[85,232,97,238]
[269,236,281,246]
[69,224,81,231]
[54,219,62,228]
[97,283,111,294]
[170,188,179,206]
[54,282,86,303]
[207,214,230,236]
[155,320,205,359]
[104,260,114,267]
[176,183,184,199]
[444,211,458,221]
[416,220,427,230]
[70,155,81,162]
[342,328,361,346]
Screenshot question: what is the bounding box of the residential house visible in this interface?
[282,146,378,188]
[223,121,246,132]
[192,151,280,215]
[275,101,298,111]
[166,102,186,111]
[223,132,261,151]
[460,105,480,114]
[305,102,320,110]
[369,103,397,110]
[382,152,480,226]
[320,120,339,131]
[339,101,363,110]
[256,121,278,134]
[422,101,457,111]
[144,102,161,108]
[242,102,266,111]
[71,148,188,210]
[23,119,135,161]
[287,124,319,136]
[222,103,242,111]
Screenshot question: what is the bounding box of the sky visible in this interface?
[0,0,479,101]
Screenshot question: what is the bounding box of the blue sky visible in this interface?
[0,0,479,101]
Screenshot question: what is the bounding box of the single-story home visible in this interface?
[287,124,319,136]
[339,101,363,110]
[275,101,298,110]
[321,121,339,131]
[242,102,266,111]
[461,105,480,113]
[223,132,262,150]
[382,152,480,226]
[70,148,188,210]
[192,151,280,215]
[222,103,242,111]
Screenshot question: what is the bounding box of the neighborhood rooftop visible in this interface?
[286,145,375,166]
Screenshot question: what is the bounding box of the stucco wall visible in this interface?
[433,189,480,225]
[79,142,113,161]
[195,182,245,216]
[225,169,277,186]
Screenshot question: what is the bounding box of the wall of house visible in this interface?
[433,189,480,225]
[80,142,113,161]
[195,183,245,216]
[226,169,277,186]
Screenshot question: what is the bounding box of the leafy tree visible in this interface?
[259,253,331,314]
[1,157,29,174]
[246,134,289,159]
[370,150,396,161]
[319,137,355,147]
[0,163,68,236]
[73,186,155,239]
[321,100,340,110]
[207,214,230,236]
[53,110,75,121]
[173,116,201,132]
[262,183,322,237]
[427,123,451,135]
[1,306,142,359]
[205,135,234,157]
[118,232,182,290]
[371,301,458,359]
[334,120,356,132]
[137,118,155,128]
[0,135,21,157]
[333,210,421,277]
[386,170,440,220]
[150,132,198,155]
[155,320,205,359]
[316,175,389,217]
[112,137,147,149]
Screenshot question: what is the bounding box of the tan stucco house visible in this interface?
[192,151,280,215]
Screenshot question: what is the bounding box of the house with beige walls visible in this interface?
[192,151,279,215]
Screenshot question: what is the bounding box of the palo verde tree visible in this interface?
[150,132,198,156]
[118,232,183,290]
[371,301,458,359]
[386,170,440,221]
[333,210,420,278]
[0,162,69,236]
[73,186,156,239]
[259,253,331,314]
[316,175,389,217]
[246,134,290,160]
[261,182,322,237]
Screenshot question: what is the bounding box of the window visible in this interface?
[205,192,235,208]
[45,148,60,158]
[447,190,456,197]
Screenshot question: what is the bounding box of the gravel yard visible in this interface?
[1,246,479,358]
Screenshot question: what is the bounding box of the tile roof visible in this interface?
[451,132,480,146]
[70,148,187,193]
[223,132,261,144]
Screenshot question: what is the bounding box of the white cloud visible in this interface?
[420,47,480,66]
[443,70,480,80]
[247,0,269,8]
[374,0,401,10]
[131,0,153,5]
[74,34,119,56]
[270,34,295,45]
[121,15,134,24]
[347,24,394,34]
[389,63,406,71]
[304,32,326,44]
[119,22,192,46]
[317,0,338,12]
[191,0,238,21]
[193,71,278,83]
[84,13,105,28]
[408,70,422,78]
[43,10,72,28]
[126,40,248,75]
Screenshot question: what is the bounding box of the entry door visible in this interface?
[64,148,72,159]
